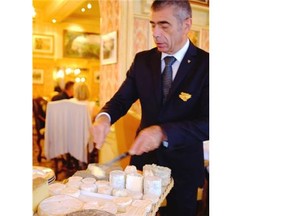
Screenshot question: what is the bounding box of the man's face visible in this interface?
[67,86,74,97]
[150,6,191,54]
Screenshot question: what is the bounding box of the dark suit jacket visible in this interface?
[51,91,70,101]
[101,41,209,189]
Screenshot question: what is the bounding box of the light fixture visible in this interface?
[52,19,57,23]
[74,68,81,75]
[81,8,85,12]
[87,3,92,9]
[32,6,36,18]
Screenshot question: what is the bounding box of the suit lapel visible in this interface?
[165,42,198,103]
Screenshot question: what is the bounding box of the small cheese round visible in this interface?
[112,188,128,197]
[60,186,81,198]
[95,180,110,189]
[124,165,137,174]
[97,185,112,195]
[80,183,97,192]
[81,177,96,184]
[68,176,83,182]
[66,180,82,189]
[48,182,66,195]
[113,196,133,213]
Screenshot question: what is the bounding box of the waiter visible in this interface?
[91,0,209,215]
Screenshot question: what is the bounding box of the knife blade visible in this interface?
[102,151,130,167]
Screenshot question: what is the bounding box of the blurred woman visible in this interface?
[70,82,98,120]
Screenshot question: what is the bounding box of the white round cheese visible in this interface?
[81,177,96,184]
[60,186,81,198]
[126,173,143,193]
[144,175,162,196]
[124,165,137,174]
[97,185,112,195]
[68,176,83,182]
[109,170,125,189]
[37,194,83,216]
[112,188,128,197]
[80,183,97,192]
[113,196,133,213]
[48,182,66,196]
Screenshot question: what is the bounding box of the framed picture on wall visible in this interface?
[63,30,101,59]
[33,69,44,84]
[32,34,54,54]
[100,31,117,65]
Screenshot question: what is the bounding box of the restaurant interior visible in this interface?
[32,0,209,215]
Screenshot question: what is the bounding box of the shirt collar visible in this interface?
[161,39,189,63]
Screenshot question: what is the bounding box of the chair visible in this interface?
[32,97,48,162]
[44,100,98,177]
[114,110,140,169]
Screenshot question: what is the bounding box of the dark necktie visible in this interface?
[162,56,176,104]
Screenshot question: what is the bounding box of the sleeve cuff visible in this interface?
[95,112,111,123]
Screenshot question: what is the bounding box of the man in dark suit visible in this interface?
[51,81,75,101]
[91,0,209,215]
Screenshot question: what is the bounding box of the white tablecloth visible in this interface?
[44,100,93,163]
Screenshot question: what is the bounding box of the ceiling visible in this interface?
[33,0,100,24]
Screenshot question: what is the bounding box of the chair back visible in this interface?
[44,99,93,163]
[33,97,48,134]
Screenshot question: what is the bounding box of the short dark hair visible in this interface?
[64,81,74,90]
[151,0,192,21]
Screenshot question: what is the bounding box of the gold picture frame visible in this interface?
[32,34,54,54]
[33,69,44,84]
[100,31,117,65]
[63,30,100,59]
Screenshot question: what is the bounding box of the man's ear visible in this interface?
[184,17,192,32]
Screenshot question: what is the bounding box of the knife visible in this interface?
[102,151,130,167]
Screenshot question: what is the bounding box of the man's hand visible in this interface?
[129,125,166,155]
[90,115,111,149]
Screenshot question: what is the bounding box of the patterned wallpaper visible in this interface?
[133,18,150,55]
[98,0,120,107]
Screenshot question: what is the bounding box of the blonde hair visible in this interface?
[74,82,90,101]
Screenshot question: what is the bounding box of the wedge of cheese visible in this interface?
[33,177,49,213]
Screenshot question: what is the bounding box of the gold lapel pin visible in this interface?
[179,92,192,101]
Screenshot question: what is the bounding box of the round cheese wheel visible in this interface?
[66,209,115,216]
[38,194,83,216]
